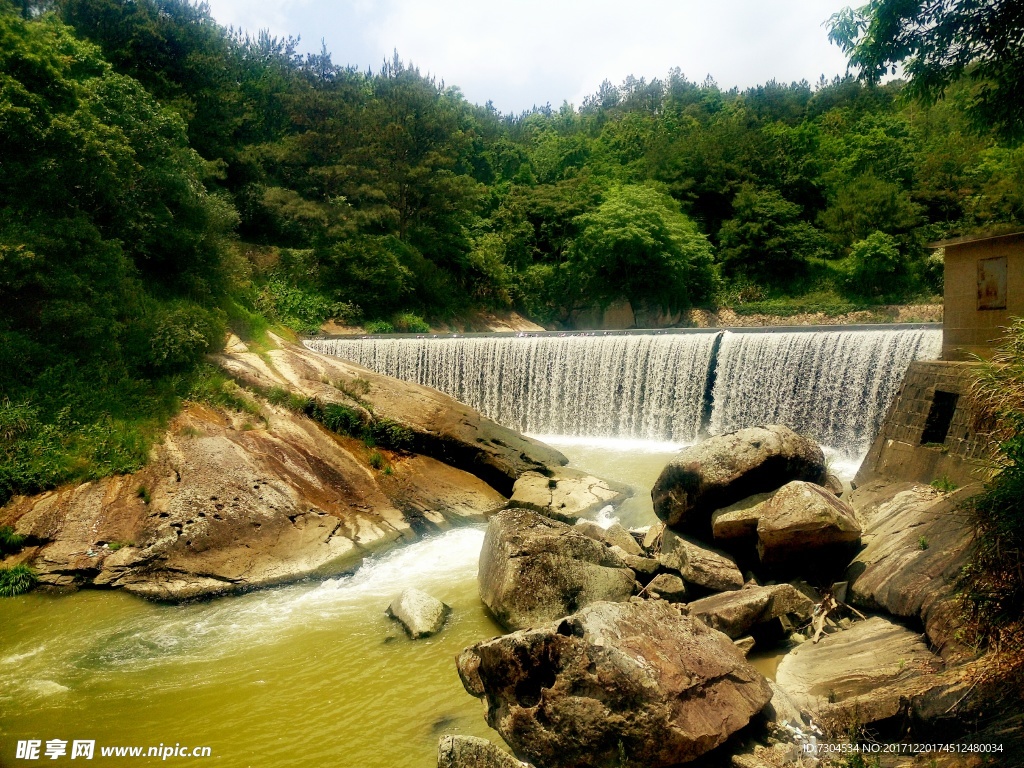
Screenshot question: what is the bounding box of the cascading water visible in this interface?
[306,333,720,442]
[709,328,942,456]
[306,325,942,456]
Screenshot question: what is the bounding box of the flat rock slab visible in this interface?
[659,529,744,592]
[685,584,814,639]
[457,600,772,768]
[775,616,939,714]
[478,508,635,631]
[756,481,861,566]
[437,736,531,768]
[511,469,631,523]
[846,483,975,655]
[652,425,826,533]
[387,588,451,638]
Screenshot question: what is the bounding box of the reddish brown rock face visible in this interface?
[457,600,773,768]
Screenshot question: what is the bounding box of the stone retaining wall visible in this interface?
[855,360,998,488]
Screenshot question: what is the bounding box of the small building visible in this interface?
[933,228,1024,360]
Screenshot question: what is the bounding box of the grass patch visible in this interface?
[392,312,430,333]
[364,320,395,334]
[0,564,38,597]
[0,526,26,556]
[931,475,958,492]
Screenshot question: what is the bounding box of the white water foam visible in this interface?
[710,328,941,455]
[308,334,718,441]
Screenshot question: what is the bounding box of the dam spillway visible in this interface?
[305,325,942,456]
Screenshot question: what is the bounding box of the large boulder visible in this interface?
[478,509,636,631]
[775,616,944,727]
[652,426,826,534]
[386,588,451,639]
[456,600,773,768]
[684,584,814,639]
[846,482,976,655]
[755,481,861,567]
[216,334,568,495]
[511,468,631,523]
[437,736,531,768]
[3,402,506,601]
[659,529,744,593]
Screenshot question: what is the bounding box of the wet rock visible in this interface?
[755,481,861,566]
[457,600,773,768]
[478,509,635,631]
[846,482,975,655]
[437,736,531,768]
[775,616,939,717]
[511,469,631,523]
[684,584,814,639]
[652,425,826,534]
[386,588,451,638]
[659,529,744,592]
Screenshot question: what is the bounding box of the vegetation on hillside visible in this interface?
[960,319,1024,685]
[1,0,1023,503]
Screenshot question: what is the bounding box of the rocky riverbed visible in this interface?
[445,425,994,768]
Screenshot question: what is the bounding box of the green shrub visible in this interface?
[364,418,415,452]
[392,312,430,334]
[306,402,365,436]
[368,450,386,470]
[0,526,26,555]
[266,387,310,412]
[845,231,908,299]
[0,565,38,597]
[364,320,395,334]
[931,475,958,492]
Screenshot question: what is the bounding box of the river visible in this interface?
[0,435,857,767]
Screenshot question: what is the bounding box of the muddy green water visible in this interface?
[0,437,844,767]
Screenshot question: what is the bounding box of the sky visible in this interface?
[202,0,856,115]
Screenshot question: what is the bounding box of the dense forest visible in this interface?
[1,0,1023,502]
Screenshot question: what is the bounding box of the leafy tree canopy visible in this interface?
[828,0,1024,141]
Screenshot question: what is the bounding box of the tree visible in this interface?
[717,184,827,285]
[568,184,717,312]
[845,230,907,298]
[828,1,1024,140]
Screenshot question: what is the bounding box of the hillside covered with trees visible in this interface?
[2,0,1023,502]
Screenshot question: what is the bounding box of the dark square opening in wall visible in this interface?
[921,391,960,445]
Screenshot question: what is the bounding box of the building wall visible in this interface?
[942,233,1024,359]
[855,360,998,489]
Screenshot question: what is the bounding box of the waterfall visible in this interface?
[305,326,942,453]
[306,333,720,442]
[709,328,942,455]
